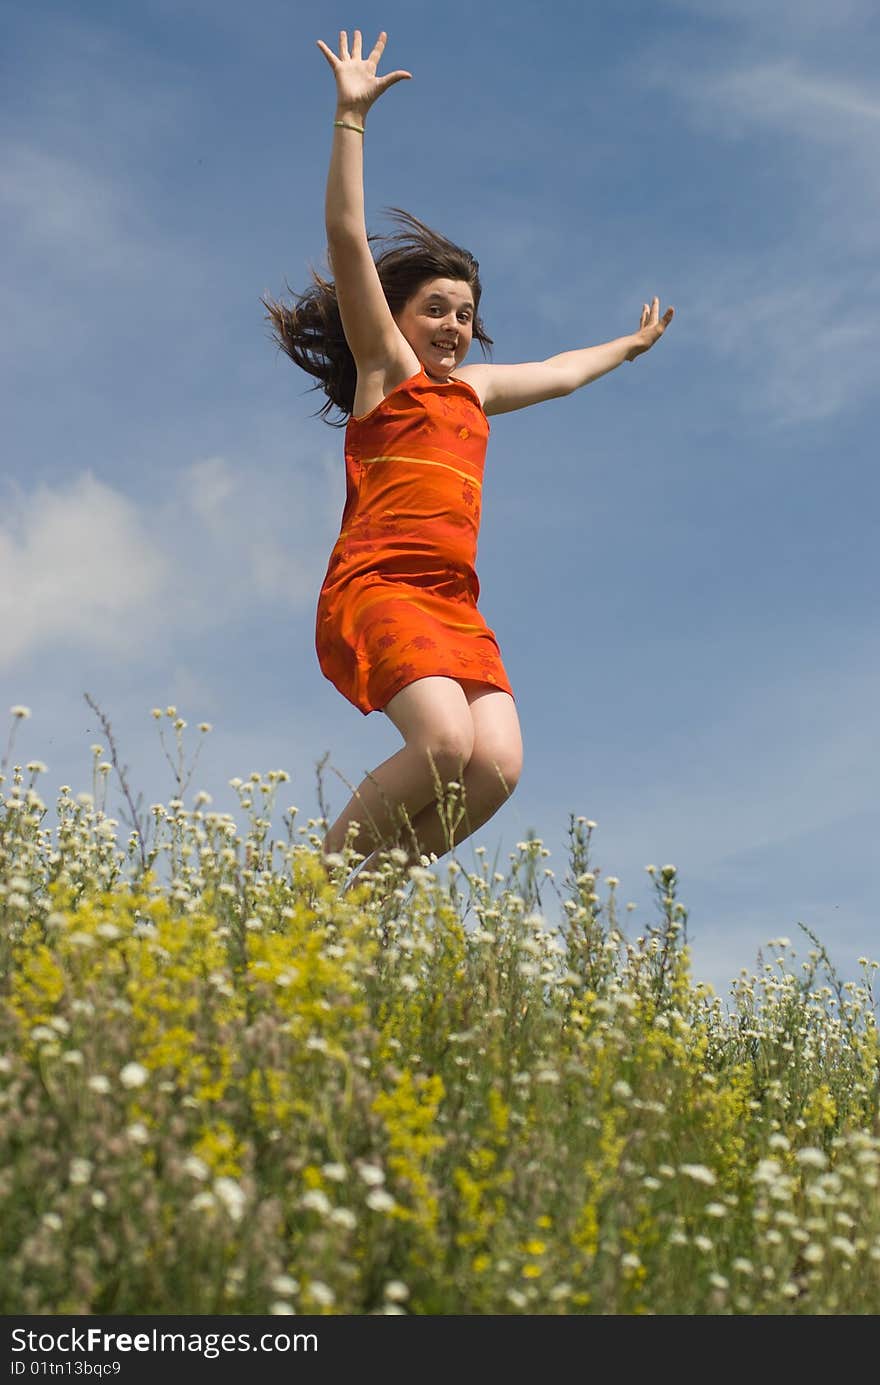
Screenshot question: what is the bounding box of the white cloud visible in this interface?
[0,472,169,670]
[0,445,343,673]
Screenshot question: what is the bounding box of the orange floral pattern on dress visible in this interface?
[315,367,513,715]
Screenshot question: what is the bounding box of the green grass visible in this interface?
[1,705,878,1315]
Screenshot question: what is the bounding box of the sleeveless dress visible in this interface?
[315,365,514,716]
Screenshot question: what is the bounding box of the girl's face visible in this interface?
[395,278,476,379]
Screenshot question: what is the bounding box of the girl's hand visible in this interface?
[625,297,675,361]
[317,29,412,117]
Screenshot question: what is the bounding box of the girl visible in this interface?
[265,28,674,878]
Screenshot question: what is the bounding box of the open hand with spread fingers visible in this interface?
[317,28,412,117]
[625,297,675,361]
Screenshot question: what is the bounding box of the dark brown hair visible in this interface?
[262,208,493,427]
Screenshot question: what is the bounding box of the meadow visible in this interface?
[1,704,878,1315]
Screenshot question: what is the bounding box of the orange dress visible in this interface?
[316,365,514,715]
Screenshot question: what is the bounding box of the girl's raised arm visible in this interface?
[317,29,412,371]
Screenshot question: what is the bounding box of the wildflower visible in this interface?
[357,1163,385,1186]
[383,1281,410,1302]
[620,1253,642,1271]
[214,1177,246,1223]
[506,1289,528,1309]
[269,1303,295,1315]
[182,1156,209,1181]
[190,1192,217,1213]
[126,1123,150,1145]
[42,1213,63,1231]
[613,1080,633,1101]
[300,1190,332,1216]
[365,1189,396,1213]
[271,1275,300,1296]
[830,1236,857,1260]
[119,1062,149,1089]
[10,705,31,720]
[680,1164,717,1187]
[329,1208,357,1229]
[321,1162,348,1182]
[705,1203,727,1218]
[91,1191,107,1210]
[307,1281,336,1308]
[796,1147,828,1170]
[62,1050,84,1066]
[87,1075,111,1095]
[803,1244,824,1265]
[693,1235,714,1253]
[69,1158,93,1186]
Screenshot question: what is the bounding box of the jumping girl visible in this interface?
[265,28,674,878]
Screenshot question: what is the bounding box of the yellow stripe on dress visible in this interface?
[358,454,483,486]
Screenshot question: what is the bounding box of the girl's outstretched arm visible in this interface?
[459,298,675,417]
[317,29,412,371]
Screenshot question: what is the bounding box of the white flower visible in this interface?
[383,1280,410,1302]
[10,705,31,719]
[329,1207,357,1229]
[357,1163,385,1186]
[271,1274,300,1296]
[365,1188,396,1212]
[42,1213,63,1231]
[214,1177,246,1223]
[300,1189,332,1216]
[679,1163,717,1186]
[269,1302,295,1315]
[126,1122,150,1145]
[190,1192,217,1213]
[796,1147,828,1169]
[182,1156,209,1181]
[308,1281,336,1308]
[119,1062,149,1089]
[321,1162,347,1182]
[69,1158,93,1186]
[612,1080,633,1101]
[87,1075,112,1094]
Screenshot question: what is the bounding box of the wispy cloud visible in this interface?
[0,447,342,674]
[0,473,168,671]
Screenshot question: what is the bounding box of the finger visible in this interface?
[339,30,349,59]
[368,30,388,65]
[376,70,413,93]
[352,29,363,60]
[316,39,338,67]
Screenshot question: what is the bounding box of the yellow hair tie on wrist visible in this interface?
[334,120,365,134]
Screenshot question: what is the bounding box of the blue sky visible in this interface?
[3,0,878,997]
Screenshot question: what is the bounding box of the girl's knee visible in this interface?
[417,722,475,781]
[470,742,522,798]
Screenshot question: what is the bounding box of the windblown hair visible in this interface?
[262,208,493,427]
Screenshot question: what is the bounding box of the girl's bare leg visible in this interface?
[322,677,475,861]
[358,684,523,870]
